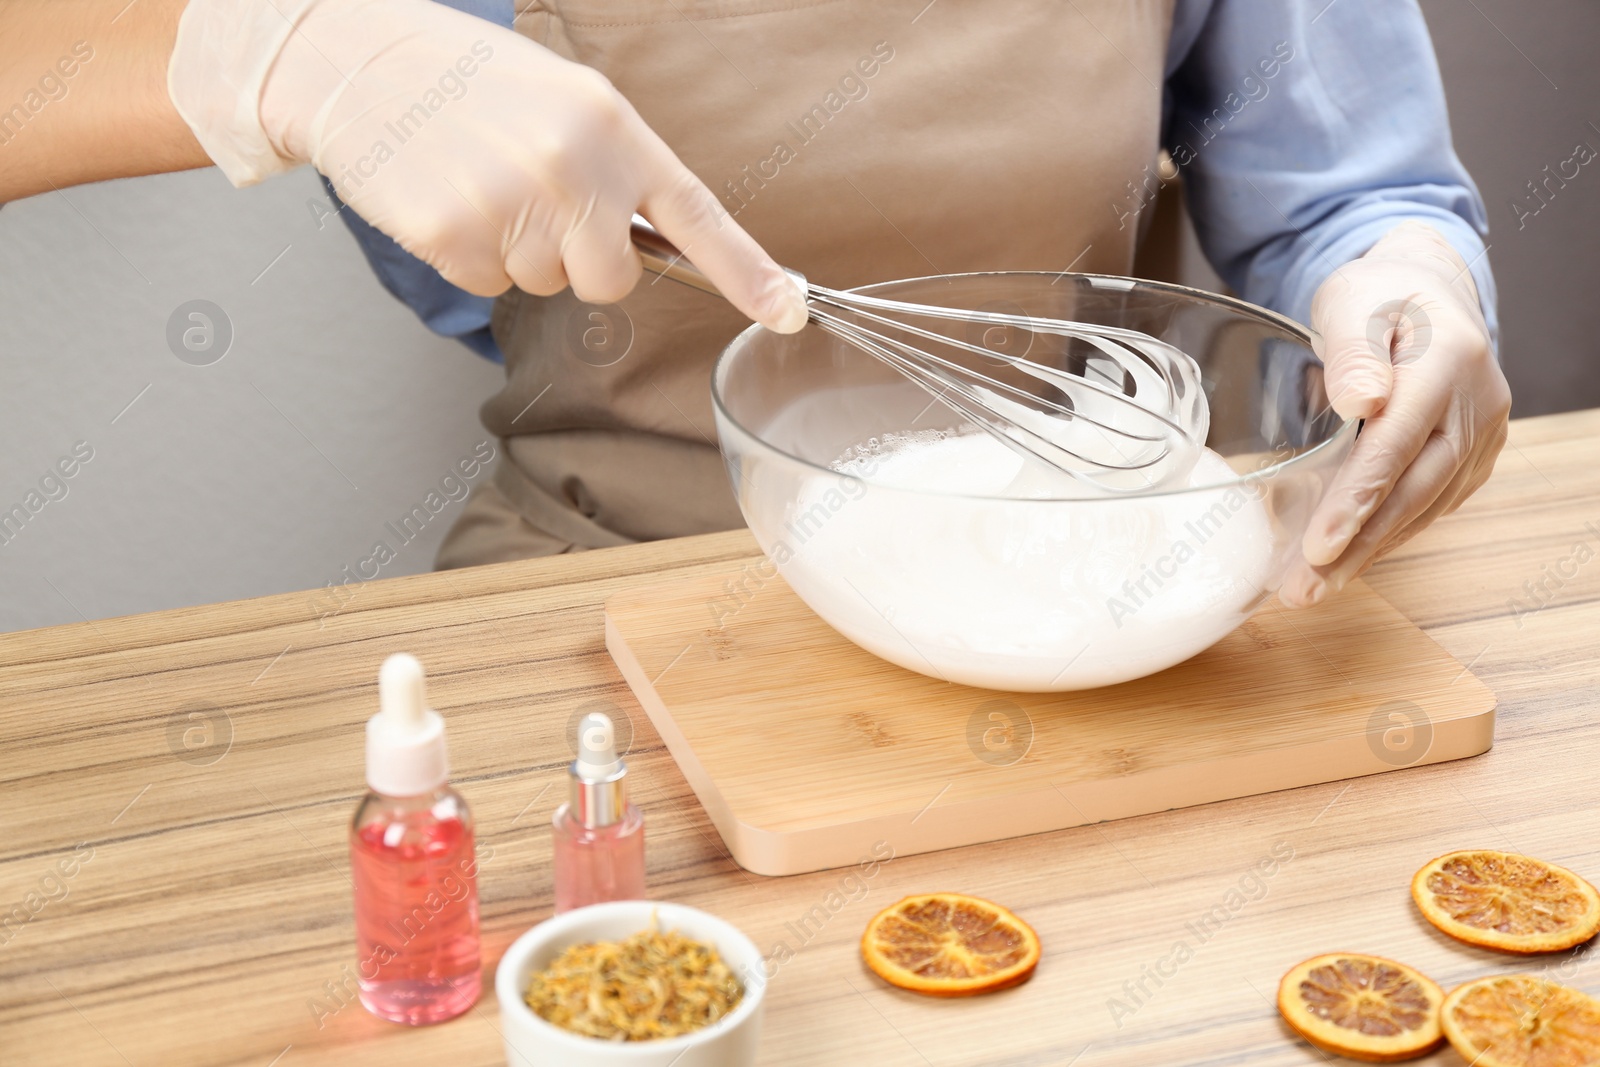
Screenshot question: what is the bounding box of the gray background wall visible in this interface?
[2,0,1595,634]
[1419,0,1600,417]
[0,168,504,632]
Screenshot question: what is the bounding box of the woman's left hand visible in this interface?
[1279,221,1510,608]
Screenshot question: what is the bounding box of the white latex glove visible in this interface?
[166,0,808,331]
[1280,221,1510,608]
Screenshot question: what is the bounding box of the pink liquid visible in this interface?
[349,811,481,1024]
[552,804,646,914]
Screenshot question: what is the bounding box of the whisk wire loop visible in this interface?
[630,216,1208,491]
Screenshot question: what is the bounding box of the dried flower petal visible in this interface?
[526,921,744,1041]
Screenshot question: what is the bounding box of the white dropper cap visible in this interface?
[569,711,627,828]
[365,653,449,796]
[575,712,622,780]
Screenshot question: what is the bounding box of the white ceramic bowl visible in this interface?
[496,900,767,1067]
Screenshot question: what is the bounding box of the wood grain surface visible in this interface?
[3,409,1599,1067]
[605,571,1494,875]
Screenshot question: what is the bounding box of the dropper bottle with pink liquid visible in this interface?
[349,653,481,1024]
[552,711,646,913]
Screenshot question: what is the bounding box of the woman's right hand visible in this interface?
[168,0,808,332]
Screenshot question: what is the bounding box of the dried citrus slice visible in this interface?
[1441,975,1600,1066]
[1276,953,1444,1062]
[860,893,1040,996]
[1412,850,1600,953]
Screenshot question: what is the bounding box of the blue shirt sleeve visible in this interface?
[331,0,515,363]
[1163,0,1499,350]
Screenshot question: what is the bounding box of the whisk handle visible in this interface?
[630,214,808,305]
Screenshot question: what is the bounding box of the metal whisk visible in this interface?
[630,216,1207,491]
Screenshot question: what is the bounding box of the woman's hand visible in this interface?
[167,0,807,332]
[1280,221,1510,607]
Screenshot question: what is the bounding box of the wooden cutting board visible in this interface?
[604,563,1495,876]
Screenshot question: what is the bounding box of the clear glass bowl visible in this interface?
[711,273,1356,692]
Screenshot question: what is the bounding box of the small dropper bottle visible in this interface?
[349,653,481,1024]
[552,711,645,913]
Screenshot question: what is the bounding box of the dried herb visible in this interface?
[525,922,744,1042]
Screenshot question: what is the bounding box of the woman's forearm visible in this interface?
[0,0,210,203]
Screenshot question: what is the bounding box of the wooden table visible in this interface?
[3,410,1597,1067]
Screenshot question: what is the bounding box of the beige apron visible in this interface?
[436,0,1177,568]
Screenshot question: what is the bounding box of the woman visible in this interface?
[1,0,1509,608]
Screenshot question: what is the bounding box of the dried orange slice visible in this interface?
[1441,975,1600,1066]
[1412,850,1600,953]
[1276,953,1444,1062]
[860,893,1040,997]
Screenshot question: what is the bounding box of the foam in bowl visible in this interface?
[776,428,1275,690]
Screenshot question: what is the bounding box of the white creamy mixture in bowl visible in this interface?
[712,273,1357,692]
